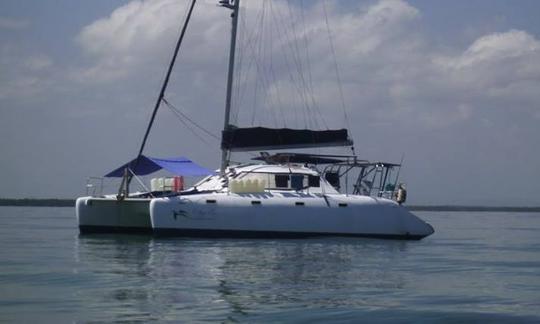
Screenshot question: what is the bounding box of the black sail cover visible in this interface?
[221,127,353,151]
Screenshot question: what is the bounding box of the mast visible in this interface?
[220,0,240,175]
[119,0,197,198]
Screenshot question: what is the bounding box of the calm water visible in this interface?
[0,207,539,323]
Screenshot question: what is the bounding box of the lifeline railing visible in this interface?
[322,161,401,198]
[85,177,104,196]
[86,170,154,198]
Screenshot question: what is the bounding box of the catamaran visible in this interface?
[76,0,434,240]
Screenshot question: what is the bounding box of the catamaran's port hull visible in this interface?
[149,193,434,240]
[76,197,152,234]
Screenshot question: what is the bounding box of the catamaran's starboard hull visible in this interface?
[76,197,152,234]
[149,193,434,240]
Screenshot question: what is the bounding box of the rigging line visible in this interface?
[135,0,197,160]
[250,3,263,125]
[251,2,266,125]
[233,4,256,125]
[290,0,320,145]
[273,2,313,129]
[264,1,288,128]
[248,2,281,125]
[243,2,292,128]
[233,4,247,125]
[285,1,313,129]
[244,2,267,125]
[162,99,215,146]
[300,0,328,129]
[124,0,196,195]
[285,0,318,129]
[263,17,282,128]
[251,71,259,125]
[322,0,350,131]
[172,111,213,146]
[250,9,266,126]
[281,0,316,129]
[274,2,307,127]
[235,4,265,125]
[270,2,304,128]
[242,13,283,127]
[234,5,258,126]
[231,5,243,125]
[162,98,219,140]
[265,1,282,128]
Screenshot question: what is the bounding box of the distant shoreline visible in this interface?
[1,198,539,212]
[0,199,75,207]
[407,205,540,212]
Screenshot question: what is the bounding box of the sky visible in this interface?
[1,0,539,206]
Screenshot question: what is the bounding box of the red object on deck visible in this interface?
[173,176,184,192]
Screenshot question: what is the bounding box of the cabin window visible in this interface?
[325,172,340,190]
[290,175,304,190]
[235,172,319,190]
[308,175,320,187]
[275,175,289,188]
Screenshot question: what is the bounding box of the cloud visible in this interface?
[328,0,420,56]
[439,30,540,68]
[68,0,540,131]
[24,55,53,71]
[1,0,540,204]
[429,30,540,113]
[73,0,418,83]
[0,48,55,100]
[0,17,29,30]
[337,27,540,129]
[74,0,227,82]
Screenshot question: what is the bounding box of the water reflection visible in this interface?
[75,235,410,321]
[3,208,539,322]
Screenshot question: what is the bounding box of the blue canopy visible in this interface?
[105,155,214,178]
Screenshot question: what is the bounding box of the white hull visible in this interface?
[76,197,152,233]
[76,165,434,240]
[149,192,434,240]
